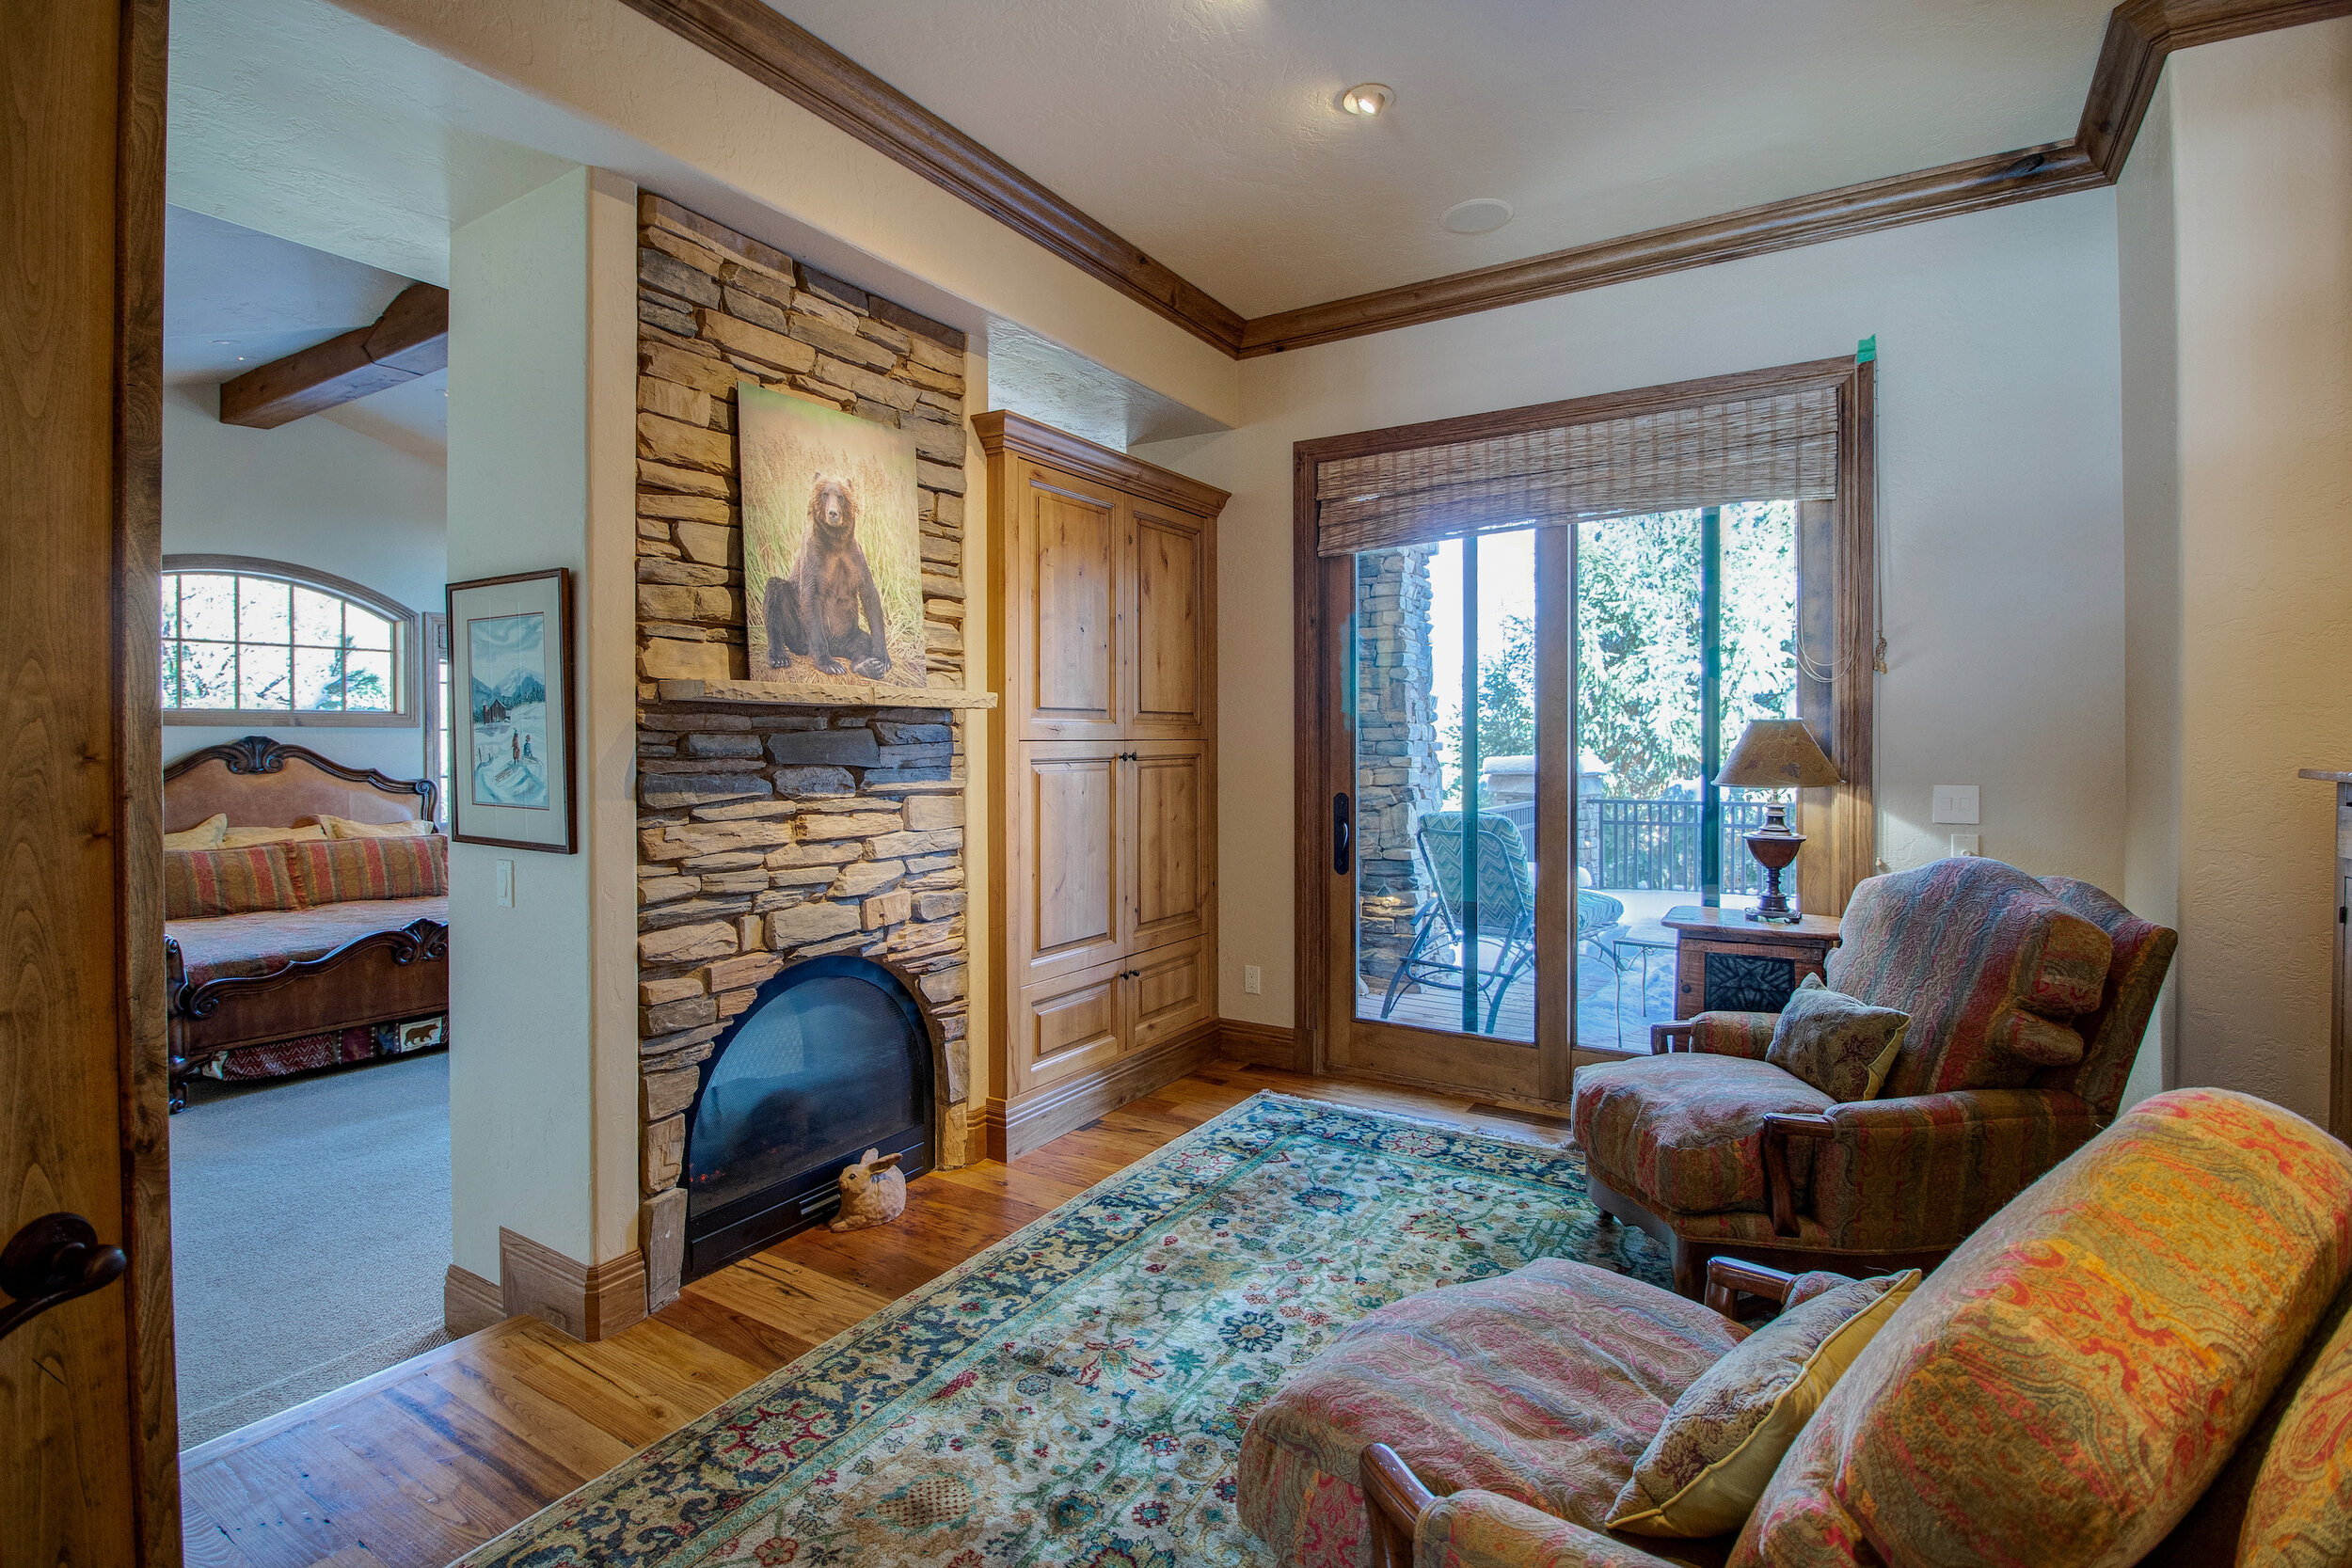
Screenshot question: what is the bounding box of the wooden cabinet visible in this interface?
[979,412,1229,1156]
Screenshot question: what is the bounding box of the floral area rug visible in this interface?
[457,1091,1668,1568]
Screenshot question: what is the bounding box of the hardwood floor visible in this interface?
[178,1062,1566,1568]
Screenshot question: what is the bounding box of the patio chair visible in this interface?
[1378,811,1538,1033]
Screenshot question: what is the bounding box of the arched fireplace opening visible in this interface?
[681,954,939,1280]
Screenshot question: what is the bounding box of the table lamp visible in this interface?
[1714,720,1843,924]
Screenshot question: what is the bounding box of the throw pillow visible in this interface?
[1607,1270,1920,1540]
[163,813,227,850]
[164,846,304,919]
[2237,1283,2352,1568]
[219,822,328,847]
[317,815,434,840]
[285,834,448,904]
[1766,974,1908,1101]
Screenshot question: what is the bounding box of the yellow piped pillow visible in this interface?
[219,823,328,847]
[163,813,227,849]
[1606,1270,1920,1539]
[317,815,434,840]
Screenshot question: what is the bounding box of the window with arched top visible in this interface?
[160,555,420,726]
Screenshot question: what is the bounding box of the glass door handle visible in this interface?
[0,1212,128,1343]
[1333,792,1352,874]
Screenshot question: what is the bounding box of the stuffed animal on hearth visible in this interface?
[829,1148,906,1232]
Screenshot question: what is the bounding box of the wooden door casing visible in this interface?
[1127,503,1209,737]
[1126,742,1210,955]
[1014,741,1125,985]
[2,0,177,1560]
[1014,465,1123,740]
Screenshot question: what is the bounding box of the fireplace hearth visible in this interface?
[681,955,939,1280]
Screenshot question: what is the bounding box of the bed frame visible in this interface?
[164,736,449,1108]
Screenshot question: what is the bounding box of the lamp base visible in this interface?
[1742,807,1806,925]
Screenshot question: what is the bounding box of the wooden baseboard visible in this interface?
[443,1263,504,1338]
[496,1227,649,1342]
[1217,1018,1300,1070]
[997,1019,1222,1159]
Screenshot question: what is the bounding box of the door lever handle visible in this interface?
[0,1213,128,1343]
[1333,792,1353,875]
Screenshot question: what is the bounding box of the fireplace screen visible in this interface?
[683,955,932,1278]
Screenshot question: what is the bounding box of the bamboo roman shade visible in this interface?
[1315,386,1840,557]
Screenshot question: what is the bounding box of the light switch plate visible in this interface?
[497,859,516,908]
[1932,784,1980,825]
[1949,833,1981,857]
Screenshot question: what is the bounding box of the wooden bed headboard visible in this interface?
[164,736,437,832]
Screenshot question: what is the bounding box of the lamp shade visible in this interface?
[1714,720,1842,790]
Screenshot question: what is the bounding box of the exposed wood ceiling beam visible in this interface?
[620,0,2352,361]
[217,281,448,429]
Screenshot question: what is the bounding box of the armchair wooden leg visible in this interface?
[1363,1445,1435,1568]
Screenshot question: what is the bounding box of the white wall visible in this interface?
[445,166,643,1279]
[1139,190,2129,1032]
[2117,21,2352,1123]
[161,383,445,781]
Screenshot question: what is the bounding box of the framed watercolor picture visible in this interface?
[738,380,927,693]
[445,568,577,853]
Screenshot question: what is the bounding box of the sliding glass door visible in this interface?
[1334,504,1803,1100]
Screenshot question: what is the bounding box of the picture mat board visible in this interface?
[738,381,926,691]
[447,569,576,852]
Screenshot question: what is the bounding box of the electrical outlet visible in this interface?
[1244,964,1263,995]
[1931,784,1980,825]
[1949,833,1981,858]
[497,859,516,908]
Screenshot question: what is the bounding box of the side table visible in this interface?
[1663,906,1842,1020]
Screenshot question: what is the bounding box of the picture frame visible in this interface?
[738,380,928,695]
[445,567,578,853]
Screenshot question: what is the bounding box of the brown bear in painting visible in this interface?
[765,474,892,679]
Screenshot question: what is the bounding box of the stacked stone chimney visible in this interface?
[628,193,974,1310]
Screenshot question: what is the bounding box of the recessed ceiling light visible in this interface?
[1441,198,1515,235]
[1340,83,1393,117]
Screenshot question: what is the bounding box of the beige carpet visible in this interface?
[170,1051,453,1449]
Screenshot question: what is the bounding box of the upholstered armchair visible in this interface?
[1570,858,2176,1293]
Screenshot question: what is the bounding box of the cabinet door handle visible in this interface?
[1333,792,1353,875]
[0,1212,127,1343]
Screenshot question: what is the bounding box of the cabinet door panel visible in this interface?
[1020,472,1120,737]
[1129,938,1212,1053]
[1130,506,1208,736]
[1013,961,1125,1092]
[1128,743,1208,952]
[1019,743,1124,981]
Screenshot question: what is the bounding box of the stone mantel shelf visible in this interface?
[656,677,999,710]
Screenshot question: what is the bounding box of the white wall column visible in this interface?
[445,166,643,1305]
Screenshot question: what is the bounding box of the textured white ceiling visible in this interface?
[164,204,448,461]
[770,0,2116,318]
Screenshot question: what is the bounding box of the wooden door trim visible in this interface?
[1294,358,1879,1069]
[119,0,177,1552]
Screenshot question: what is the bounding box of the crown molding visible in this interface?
[614,0,1246,356]
[1236,144,2101,357]
[621,0,2351,363]
[973,410,1231,517]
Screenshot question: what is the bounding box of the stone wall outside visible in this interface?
[1355,546,1440,990]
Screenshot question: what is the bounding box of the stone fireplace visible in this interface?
[630,192,977,1311]
[680,953,943,1278]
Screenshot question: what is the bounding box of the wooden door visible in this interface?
[1128,937,1213,1053]
[1013,741,1126,984]
[1125,742,1210,954]
[1126,503,1210,737]
[2,0,179,1561]
[1009,956,1127,1094]
[1012,464,1123,740]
